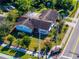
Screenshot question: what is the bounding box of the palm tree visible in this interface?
[7,36,14,47]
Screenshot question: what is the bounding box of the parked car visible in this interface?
[1,5,15,12]
[47,46,62,59]
[2,6,10,12]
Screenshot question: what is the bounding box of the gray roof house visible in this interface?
[15,9,58,35]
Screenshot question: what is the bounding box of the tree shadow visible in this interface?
[1,46,10,51]
[14,51,25,58]
[10,28,31,38]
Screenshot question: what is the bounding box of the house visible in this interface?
[0,0,11,3]
[15,9,58,35]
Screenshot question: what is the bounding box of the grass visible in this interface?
[35,7,47,13]
[28,37,45,50]
[65,17,72,22]
[0,46,16,56]
[28,37,38,50]
[21,54,43,59]
[69,2,79,17]
[0,10,3,14]
[48,24,69,46]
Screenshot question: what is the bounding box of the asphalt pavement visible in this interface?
[72,37,79,59]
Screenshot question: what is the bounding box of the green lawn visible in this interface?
[65,18,72,22]
[48,24,69,46]
[28,37,45,51]
[21,54,43,59]
[0,46,16,56]
[69,2,79,17]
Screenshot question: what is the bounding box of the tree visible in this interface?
[55,0,74,11]
[6,10,19,22]
[17,32,26,38]
[7,35,14,46]
[22,36,31,48]
[0,20,14,37]
[33,47,38,52]
[15,0,32,12]
[15,39,23,47]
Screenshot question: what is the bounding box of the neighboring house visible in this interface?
[15,9,58,35]
[0,0,11,3]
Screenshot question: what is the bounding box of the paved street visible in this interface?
[59,8,79,59]
[72,37,79,59]
[59,18,79,59]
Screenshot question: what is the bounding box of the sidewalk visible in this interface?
[60,27,72,47]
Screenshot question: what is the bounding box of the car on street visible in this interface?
[1,5,15,12]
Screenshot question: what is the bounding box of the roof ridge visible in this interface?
[22,18,29,25]
[43,10,50,19]
[42,9,52,20]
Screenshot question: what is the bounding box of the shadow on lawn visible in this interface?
[10,28,47,39]
[14,51,25,58]
[1,46,10,51]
